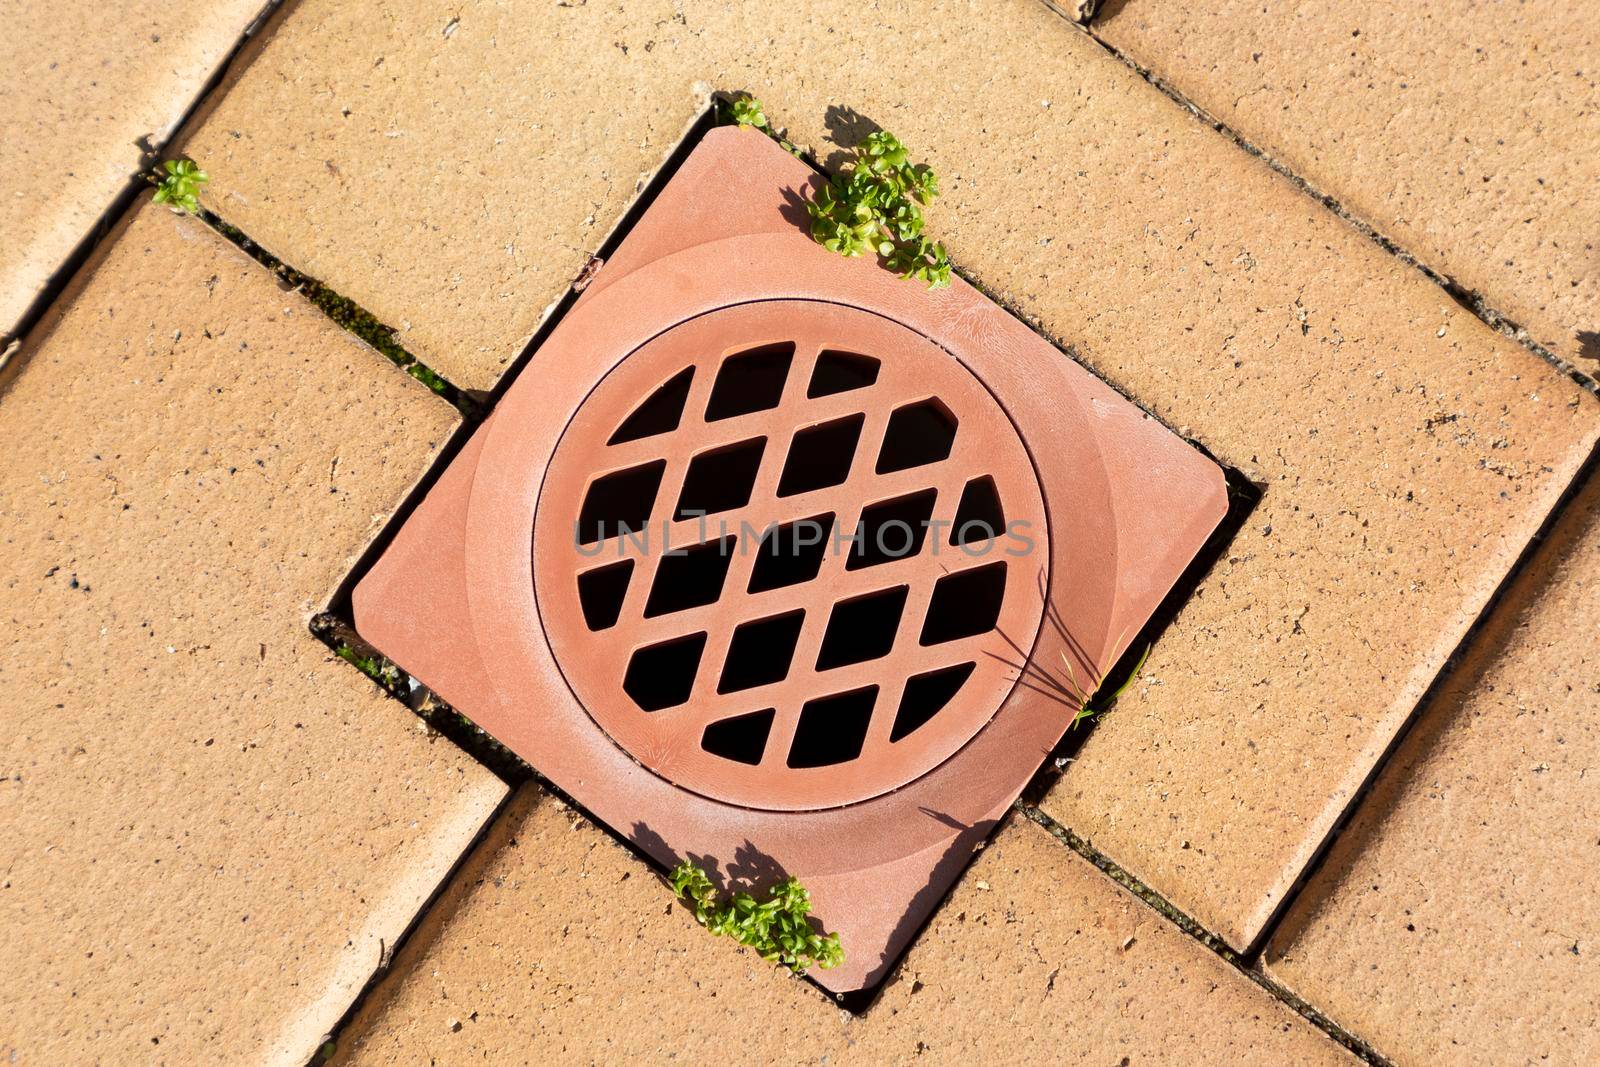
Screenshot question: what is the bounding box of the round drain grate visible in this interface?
[533,300,1049,810]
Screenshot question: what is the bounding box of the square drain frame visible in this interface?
[350,123,1229,995]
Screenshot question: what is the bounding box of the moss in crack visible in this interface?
[311,613,527,782]
[335,643,401,691]
[201,213,479,417]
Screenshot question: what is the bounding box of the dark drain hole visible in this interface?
[891,662,976,741]
[576,559,634,631]
[949,476,1005,547]
[577,460,666,545]
[747,513,834,593]
[920,562,1006,645]
[847,488,937,570]
[807,350,880,398]
[644,535,737,617]
[777,413,865,497]
[816,586,908,670]
[609,366,694,444]
[675,437,767,520]
[787,686,878,768]
[705,342,794,421]
[701,708,775,764]
[718,610,805,693]
[623,632,707,711]
[876,399,958,474]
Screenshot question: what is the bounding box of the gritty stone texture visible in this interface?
[186,0,1600,950]
[0,204,507,1065]
[1094,0,1600,370]
[0,0,275,342]
[333,789,1351,1065]
[1263,469,1600,1066]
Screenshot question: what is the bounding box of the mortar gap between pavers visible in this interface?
[1015,805,1394,1066]
[1245,440,1600,961]
[325,111,1244,1007]
[310,610,852,1016]
[1075,20,1597,395]
[193,209,479,416]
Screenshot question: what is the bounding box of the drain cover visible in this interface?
[352,126,1228,994]
[536,300,1048,810]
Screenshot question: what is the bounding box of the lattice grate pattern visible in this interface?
[533,301,1049,811]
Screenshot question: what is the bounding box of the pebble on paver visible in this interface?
[0,204,506,1065]
[185,0,1600,952]
[1263,468,1600,1067]
[331,788,1354,1064]
[1094,0,1600,370]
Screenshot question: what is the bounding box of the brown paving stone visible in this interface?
[1094,0,1600,371]
[1262,468,1600,1066]
[185,0,1600,951]
[0,0,275,342]
[333,788,1352,1065]
[0,203,507,1064]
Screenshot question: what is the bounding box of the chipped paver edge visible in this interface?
[2,0,290,352]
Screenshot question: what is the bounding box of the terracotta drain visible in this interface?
[352,126,1228,994]
[538,300,1048,811]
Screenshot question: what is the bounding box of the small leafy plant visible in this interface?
[669,859,843,973]
[806,130,950,289]
[726,94,951,289]
[152,159,209,215]
[728,94,769,132]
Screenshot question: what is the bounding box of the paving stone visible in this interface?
[1093,0,1600,371]
[332,788,1351,1064]
[1262,468,1600,1066]
[185,0,1600,951]
[0,203,507,1065]
[0,0,275,343]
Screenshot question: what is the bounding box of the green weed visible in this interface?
[669,860,843,974]
[726,94,952,289]
[152,159,208,214]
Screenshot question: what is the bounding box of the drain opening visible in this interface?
[920,562,1007,645]
[718,609,806,693]
[816,586,909,670]
[534,299,1053,812]
[578,460,666,544]
[675,437,767,519]
[644,535,737,617]
[701,707,776,764]
[777,413,865,497]
[846,488,937,570]
[747,512,835,593]
[609,366,695,444]
[623,632,707,711]
[876,399,957,474]
[891,662,977,741]
[808,350,880,398]
[787,686,879,768]
[705,342,794,421]
[577,559,634,631]
[950,476,1005,548]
